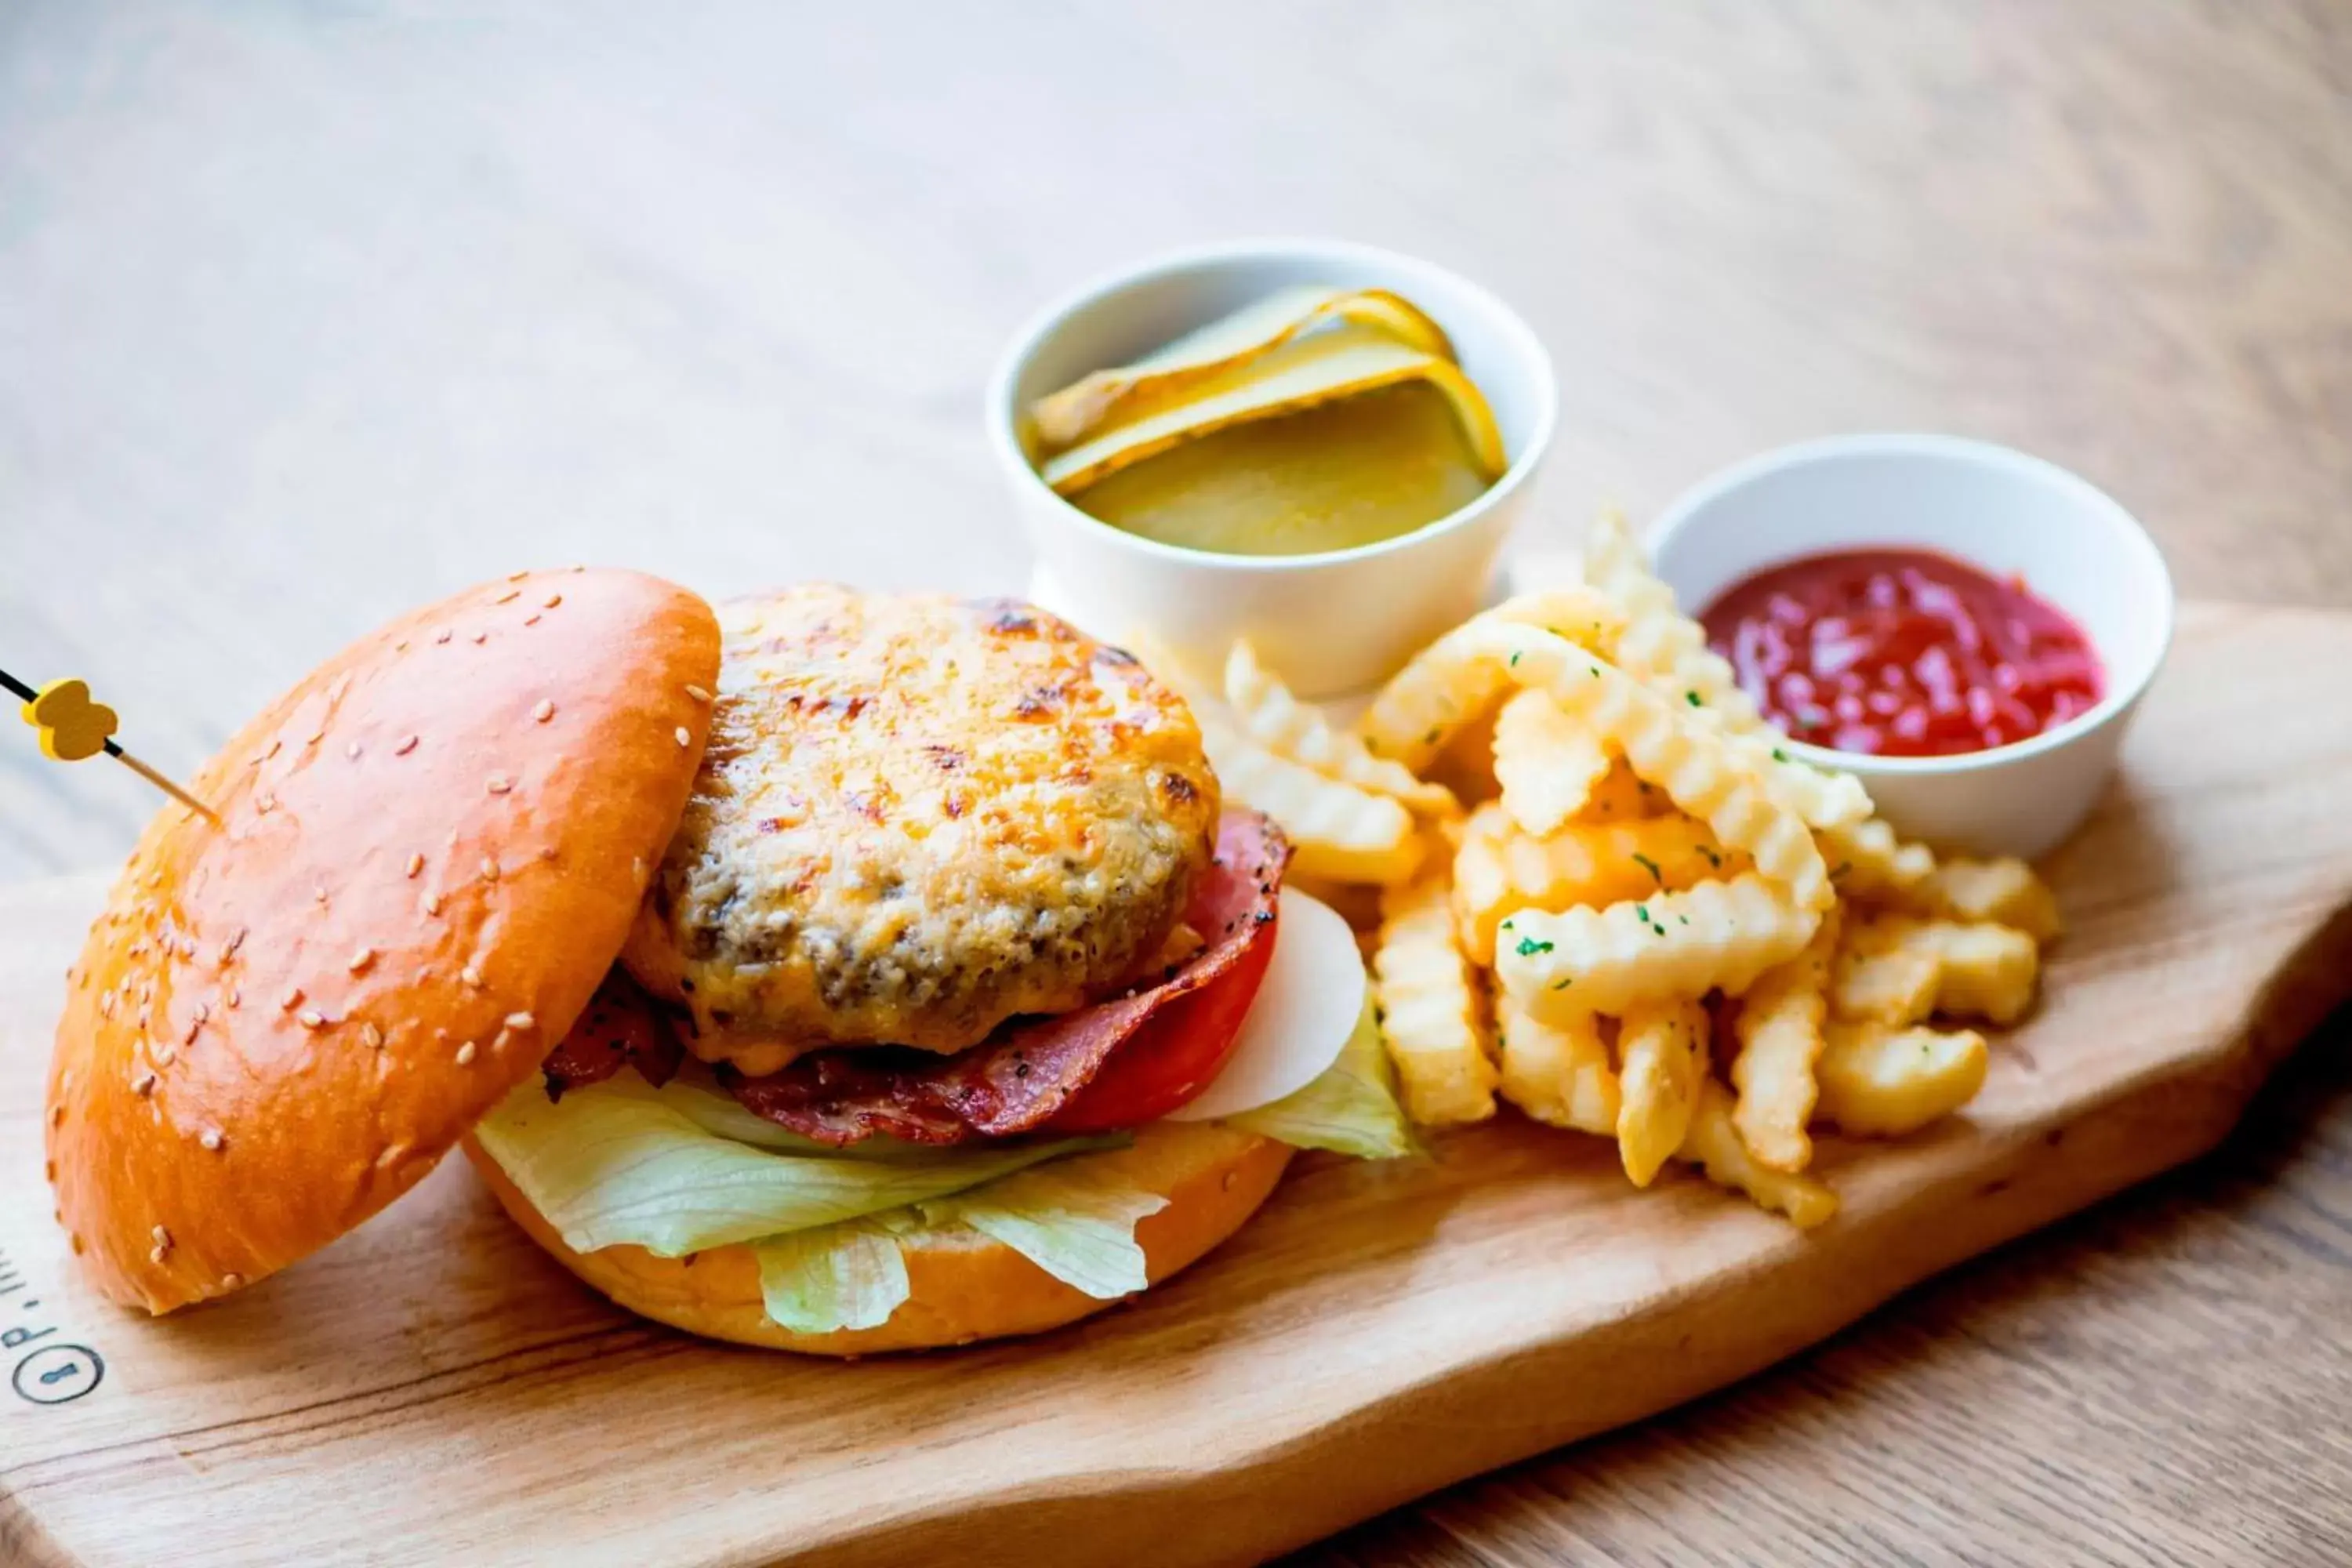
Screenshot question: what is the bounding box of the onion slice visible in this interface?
[1165,889,1367,1122]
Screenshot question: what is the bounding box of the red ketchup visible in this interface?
[1699,548,2103,758]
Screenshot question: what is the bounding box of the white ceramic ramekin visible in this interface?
[1646,434,2174,861]
[985,238,1557,699]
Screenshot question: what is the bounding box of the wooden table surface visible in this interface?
[3,3,2347,1563]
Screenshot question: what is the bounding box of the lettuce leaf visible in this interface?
[922,1162,1170,1300]
[1222,994,1418,1159]
[753,1219,913,1333]
[474,1073,1115,1257]
[743,1151,1178,1334]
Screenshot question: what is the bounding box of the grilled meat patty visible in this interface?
[622,585,1220,1073]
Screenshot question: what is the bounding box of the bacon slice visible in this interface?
[719,809,1290,1145]
[540,969,685,1100]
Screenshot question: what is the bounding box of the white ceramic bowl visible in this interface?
[985,238,1557,699]
[1646,434,2174,861]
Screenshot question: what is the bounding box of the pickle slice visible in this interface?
[1040,321,1506,497]
[1029,286,1454,453]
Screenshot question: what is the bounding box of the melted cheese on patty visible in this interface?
[623,586,1219,1069]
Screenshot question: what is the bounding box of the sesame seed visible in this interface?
[346,741,363,760]
[347,947,376,973]
[394,639,409,652]
[486,774,513,795]
[471,630,488,644]
[405,852,425,878]
[49,1105,64,1127]
[150,1245,168,1265]
[147,869,163,888]
[298,1009,326,1029]
[307,731,324,746]
[137,1004,151,1029]
[281,986,303,1011]
[532,699,555,723]
[99,991,116,1018]
[361,1021,384,1050]
[494,589,521,604]
[455,1041,477,1065]
[200,1129,225,1152]
[183,1017,201,1045]
[423,891,444,916]
[226,986,241,1008]
[192,1001,209,1024]
[674,726,692,747]
[460,965,483,989]
[314,884,329,904]
[154,1044,177,1068]
[505,1011,535,1030]
[506,569,529,582]
[222,1272,245,1289]
[133,1071,158,1097]
[542,592,562,609]
[266,739,282,759]
[221,927,247,962]
[685,684,711,703]
[539,844,558,861]
[254,792,276,814]
[523,613,541,626]
[394,734,419,756]
[435,628,453,644]
[480,858,499,883]
[152,1224,170,1246]
[631,855,645,881]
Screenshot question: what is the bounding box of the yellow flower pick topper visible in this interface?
[25,677,119,761]
[5,666,218,822]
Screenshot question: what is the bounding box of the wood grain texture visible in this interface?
[2,602,2349,1566]
[5,3,2352,1563]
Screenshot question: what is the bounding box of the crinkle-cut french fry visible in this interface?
[1575,758,1668,822]
[1195,700,1424,886]
[1494,988,1618,1135]
[1815,1020,1988,1137]
[1225,639,1457,815]
[1678,1080,1840,1229]
[1731,906,1842,1173]
[1494,873,1820,1018]
[1840,911,2041,1026]
[1492,688,1613,837]
[1472,626,1833,915]
[1729,732,1875,832]
[1582,510,1872,830]
[1450,803,1748,965]
[1374,868,1497,1125]
[1356,590,1625,772]
[1820,817,1937,902]
[1830,942,1942,1025]
[1617,997,1710,1185]
[1584,507,1766,733]
[1898,856,2063,944]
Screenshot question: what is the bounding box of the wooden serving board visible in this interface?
[5,601,2351,1568]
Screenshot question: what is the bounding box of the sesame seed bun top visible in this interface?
[44,569,721,1313]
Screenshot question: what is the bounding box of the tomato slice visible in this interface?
[1043,912,1279,1133]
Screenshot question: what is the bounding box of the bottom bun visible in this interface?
[463,1121,1293,1355]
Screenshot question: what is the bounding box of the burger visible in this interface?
[45,572,1407,1354]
